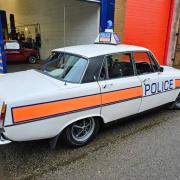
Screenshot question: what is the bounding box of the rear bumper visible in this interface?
[0,129,12,145]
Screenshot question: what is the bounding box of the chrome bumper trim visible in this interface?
[0,128,4,133]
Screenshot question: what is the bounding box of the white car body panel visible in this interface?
[2,79,101,141]
[99,76,142,123]
[4,108,101,141]
[139,67,180,112]
[0,44,180,143]
[138,72,160,112]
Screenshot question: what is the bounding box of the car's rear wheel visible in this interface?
[169,94,180,109]
[63,117,100,147]
[28,56,37,64]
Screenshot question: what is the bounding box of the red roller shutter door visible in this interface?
[124,0,173,65]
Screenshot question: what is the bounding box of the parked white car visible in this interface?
[0,44,180,147]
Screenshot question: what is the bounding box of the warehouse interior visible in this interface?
[0,0,100,61]
[0,0,179,74]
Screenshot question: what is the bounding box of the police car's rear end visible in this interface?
[0,100,11,145]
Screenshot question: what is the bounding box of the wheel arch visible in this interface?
[59,115,105,137]
[49,115,105,148]
[27,53,37,59]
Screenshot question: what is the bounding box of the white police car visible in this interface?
[0,29,180,148]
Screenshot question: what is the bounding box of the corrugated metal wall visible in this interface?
[123,0,172,65]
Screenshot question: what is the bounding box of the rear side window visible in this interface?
[99,59,107,81]
[106,53,134,79]
[133,52,158,75]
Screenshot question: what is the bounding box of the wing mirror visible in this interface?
[159,67,164,72]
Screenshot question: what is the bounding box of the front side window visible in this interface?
[42,52,88,83]
[82,56,104,83]
[106,53,134,79]
[99,59,107,80]
[133,52,158,75]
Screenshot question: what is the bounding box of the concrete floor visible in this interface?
[0,107,180,180]
[7,61,46,73]
[1,62,180,180]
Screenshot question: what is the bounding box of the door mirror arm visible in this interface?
[159,67,164,72]
[94,75,98,81]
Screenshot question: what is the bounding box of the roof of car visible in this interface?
[53,44,149,58]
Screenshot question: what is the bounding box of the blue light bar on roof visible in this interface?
[94,20,120,45]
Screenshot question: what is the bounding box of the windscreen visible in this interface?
[42,52,88,83]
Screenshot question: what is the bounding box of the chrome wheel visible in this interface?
[71,118,95,142]
[28,56,37,64]
[63,117,100,147]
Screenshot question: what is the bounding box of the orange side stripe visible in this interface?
[102,87,142,105]
[12,87,143,123]
[13,94,101,123]
[175,80,180,88]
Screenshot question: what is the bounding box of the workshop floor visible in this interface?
[7,60,46,73]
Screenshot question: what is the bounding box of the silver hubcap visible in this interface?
[71,118,95,142]
[29,56,36,63]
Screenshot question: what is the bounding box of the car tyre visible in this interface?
[63,117,100,148]
[28,56,37,64]
[169,94,180,110]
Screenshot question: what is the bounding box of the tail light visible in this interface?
[0,102,7,122]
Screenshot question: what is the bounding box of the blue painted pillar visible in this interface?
[0,17,7,74]
[100,0,115,32]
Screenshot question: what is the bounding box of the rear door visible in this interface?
[150,53,177,105]
[133,51,174,112]
[133,51,159,112]
[98,52,142,123]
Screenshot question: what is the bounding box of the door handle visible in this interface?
[102,83,113,89]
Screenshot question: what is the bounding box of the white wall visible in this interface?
[0,0,100,59]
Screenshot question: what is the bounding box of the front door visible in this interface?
[98,52,142,123]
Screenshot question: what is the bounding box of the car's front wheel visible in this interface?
[63,117,100,147]
[28,55,37,64]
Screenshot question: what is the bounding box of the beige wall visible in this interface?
[0,0,100,59]
[167,0,180,66]
[114,0,126,42]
